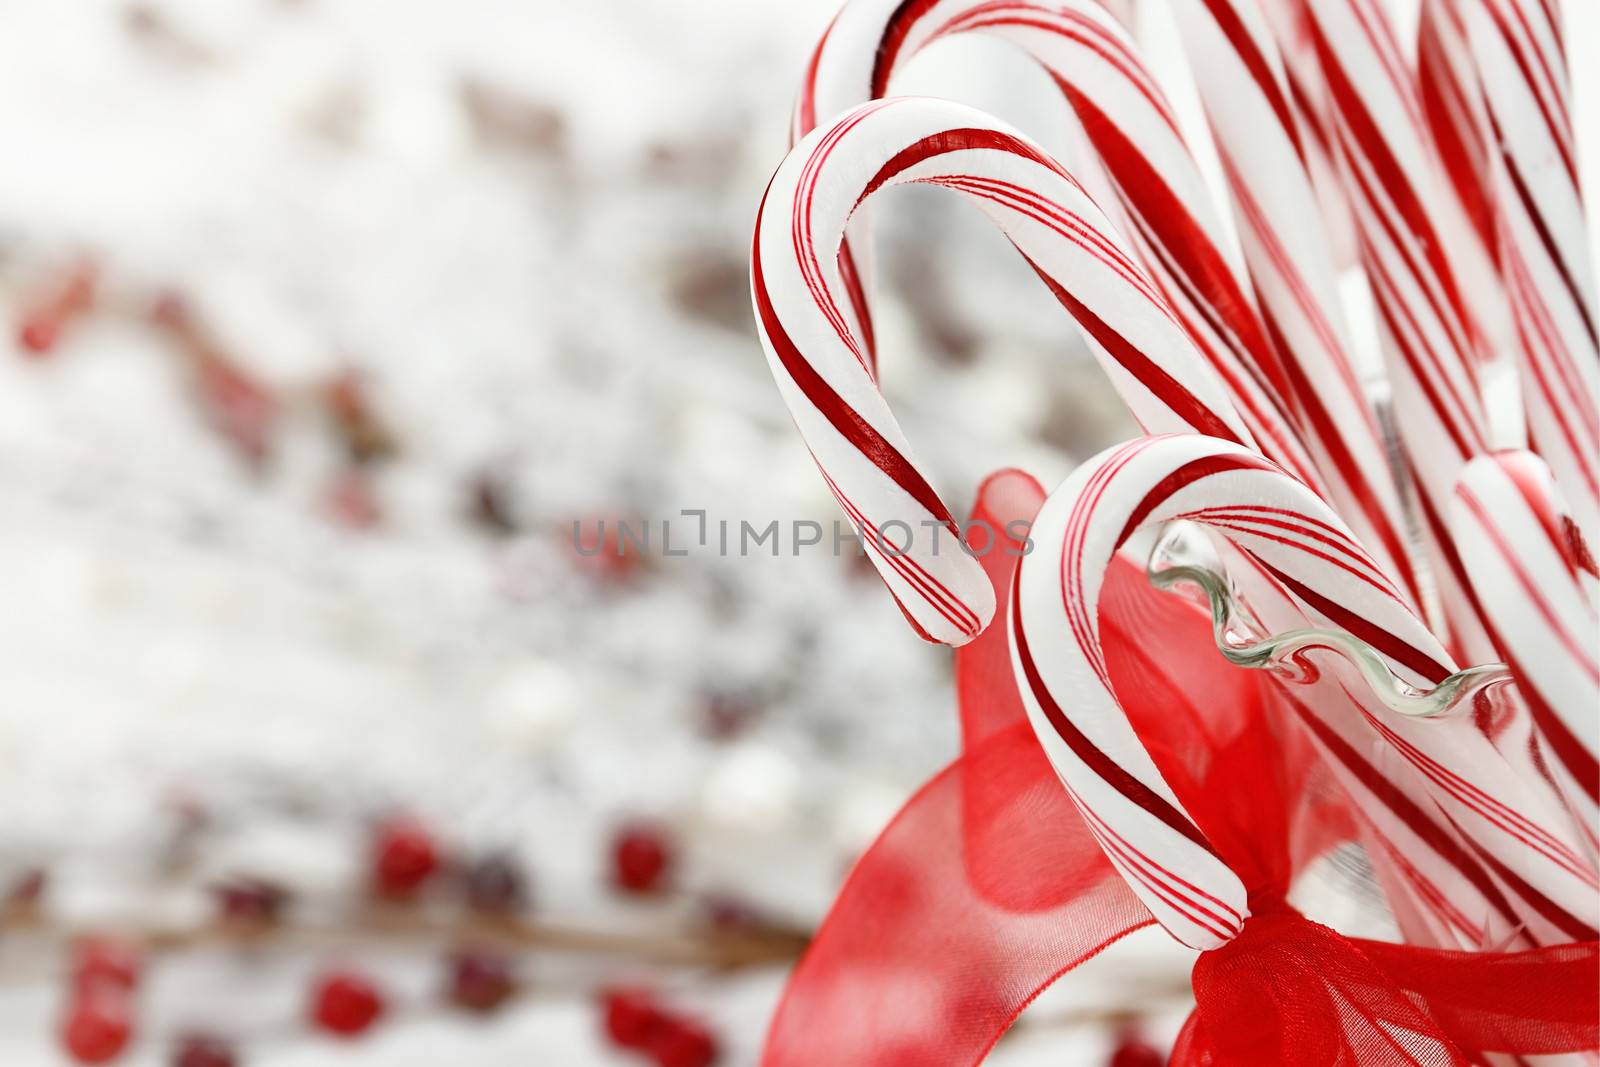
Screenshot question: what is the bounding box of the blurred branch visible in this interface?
[0,899,810,975]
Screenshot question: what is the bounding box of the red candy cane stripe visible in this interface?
[752,97,1253,645]
[1465,0,1600,537]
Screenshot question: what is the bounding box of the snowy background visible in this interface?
[0,0,1594,1065]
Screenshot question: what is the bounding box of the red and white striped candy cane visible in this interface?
[1166,0,1423,606]
[1451,451,1599,845]
[1015,434,1598,948]
[1216,530,1597,947]
[1415,0,1516,370]
[1464,0,1600,538]
[1253,0,1362,270]
[1417,0,1525,461]
[795,0,1337,513]
[752,96,1255,645]
[1302,0,1491,438]
[1419,0,1498,282]
[1298,0,1505,654]
[1010,436,1250,948]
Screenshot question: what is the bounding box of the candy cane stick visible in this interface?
[1165,0,1423,606]
[1253,0,1362,271]
[1015,434,1598,948]
[1204,526,1600,944]
[1417,0,1526,459]
[1010,438,1248,948]
[1450,451,1600,845]
[791,0,1450,612]
[1416,0,1516,365]
[1296,0,1509,656]
[1213,533,1596,947]
[752,96,1254,645]
[1464,0,1600,539]
[1307,0,1491,355]
[1419,0,1499,285]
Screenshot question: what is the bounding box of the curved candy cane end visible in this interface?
[1012,436,1255,949]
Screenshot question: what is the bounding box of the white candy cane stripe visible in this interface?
[752,96,1255,645]
[1465,0,1600,537]
[1020,434,1599,943]
[796,0,1329,496]
[1167,0,1423,607]
[1450,452,1599,829]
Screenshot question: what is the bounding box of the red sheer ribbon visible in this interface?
[1175,909,1600,1065]
[761,471,1599,1066]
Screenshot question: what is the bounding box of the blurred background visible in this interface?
[0,1,1591,1065]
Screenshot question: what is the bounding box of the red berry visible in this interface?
[446,949,516,1014]
[649,1017,719,1067]
[172,1033,236,1067]
[371,817,439,900]
[461,853,527,915]
[18,317,60,354]
[325,471,382,530]
[1108,1033,1164,1067]
[214,878,286,927]
[569,519,644,582]
[17,260,95,358]
[72,937,141,993]
[700,893,760,934]
[601,987,664,1048]
[195,357,277,467]
[310,971,384,1037]
[61,989,132,1064]
[8,867,46,906]
[612,823,672,895]
[700,692,755,741]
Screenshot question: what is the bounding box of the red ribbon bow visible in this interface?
[763,471,1598,1066]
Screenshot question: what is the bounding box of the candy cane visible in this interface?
[1253,0,1362,270]
[1166,0,1423,607]
[1015,434,1598,949]
[1464,0,1600,539]
[751,96,1255,645]
[1303,0,1490,441]
[1295,0,1512,658]
[1419,0,1499,282]
[1010,437,1248,948]
[1450,451,1600,845]
[1417,0,1516,367]
[795,0,1341,517]
[1417,0,1527,463]
[1212,531,1597,948]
